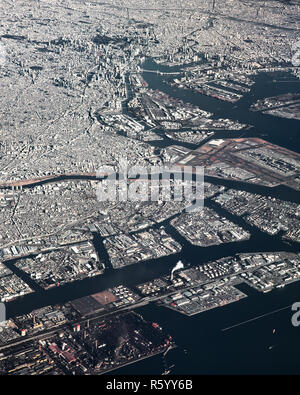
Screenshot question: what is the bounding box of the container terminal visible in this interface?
[0,251,299,374]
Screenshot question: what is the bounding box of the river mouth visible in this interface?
[3,57,300,375]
